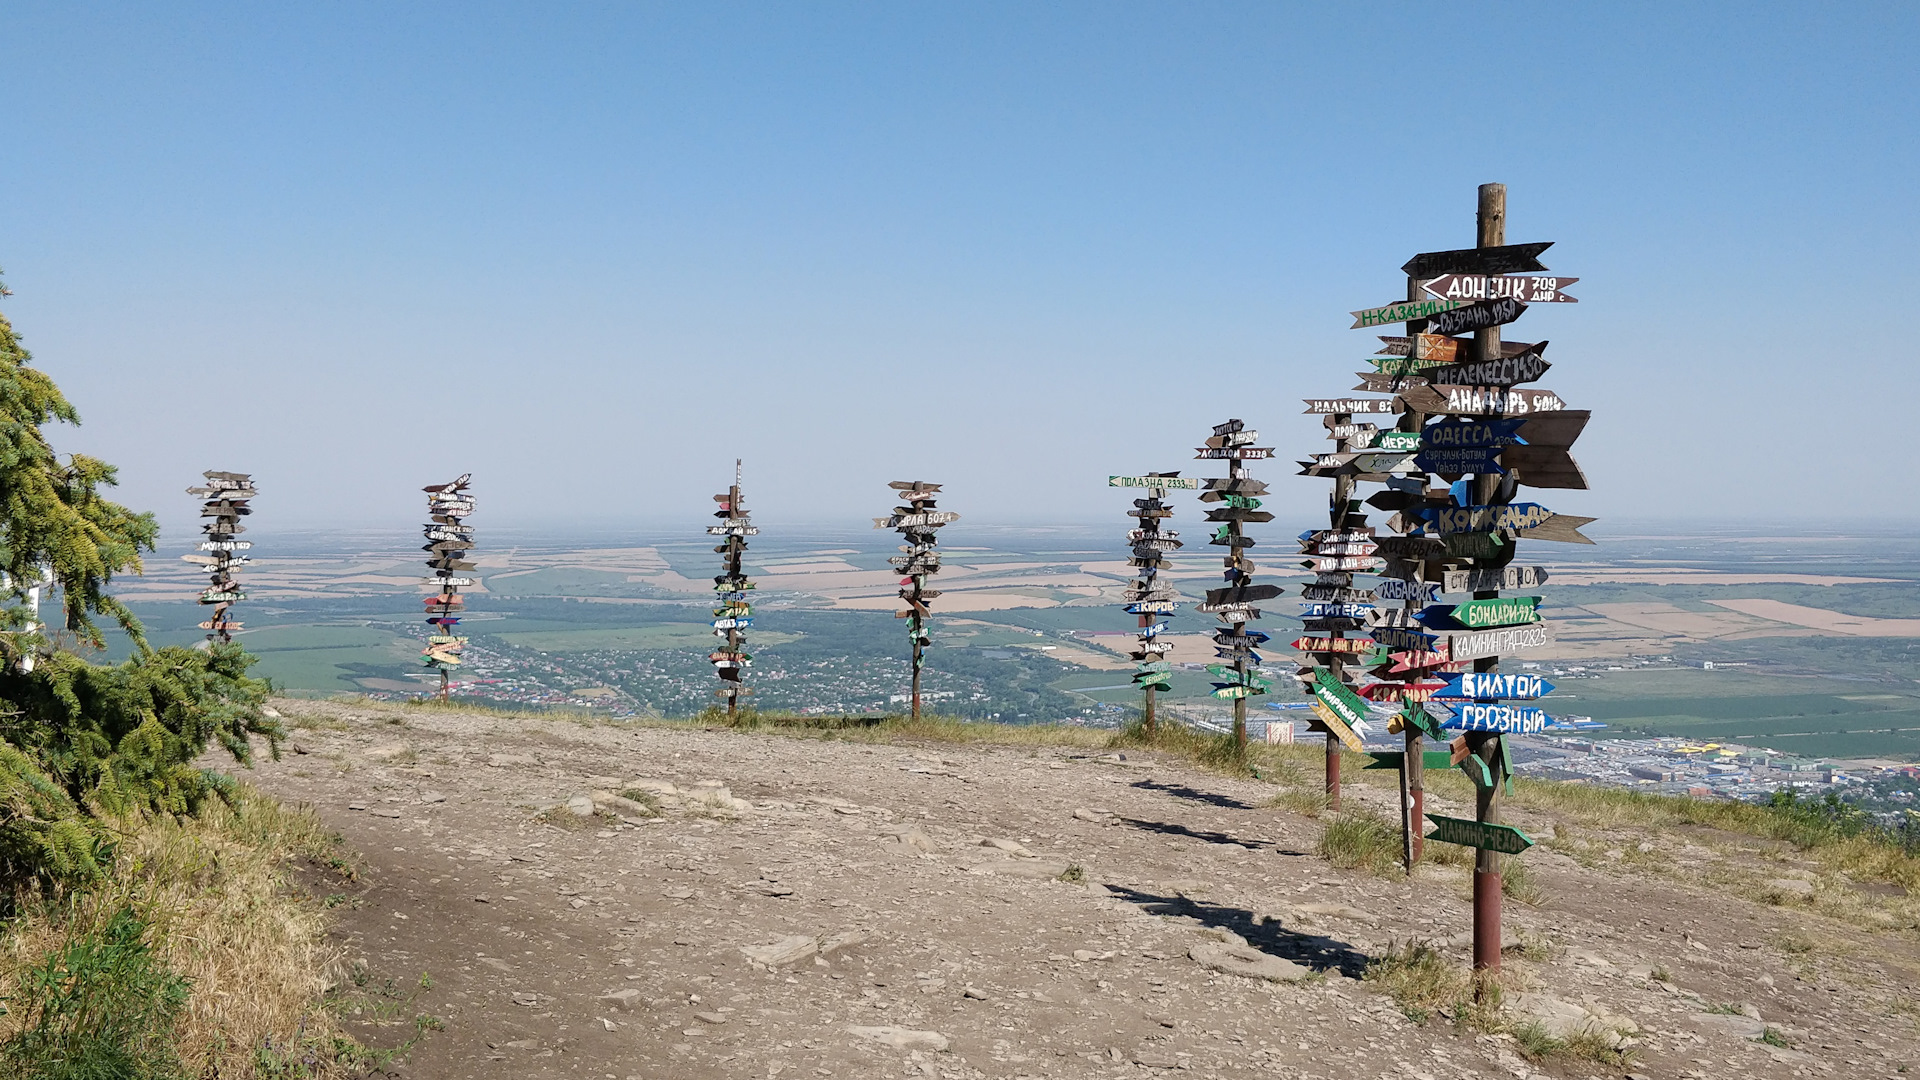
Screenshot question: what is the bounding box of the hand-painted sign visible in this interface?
[1422,417,1527,449]
[1420,344,1550,387]
[1421,275,1577,304]
[1370,626,1437,652]
[1500,444,1589,489]
[1300,584,1375,603]
[1401,242,1553,279]
[1349,298,1470,329]
[707,525,761,535]
[1414,446,1505,475]
[1358,681,1447,702]
[1366,750,1457,771]
[1291,636,1372,654]
[1422,297,1526,337]
[1425,814,1534,854]
[1304,397,1400,415]
[1366,431,1422,453]
[1307,700,1367,752]
[1446,703,1550,734]
[1417,596,1542,630]
[1327,422,1381,441]
[1374,578,1437,605]
[874,511,961,528]
[1301,602,1374,621]
[1387,649,1458,673]
[1402,385,1567,416]
[1439,623,1552,662]
[1436,672,1555,700]
[1110,475,1204,489]
[1430,503,1556,535]
[1441,566,1549,593]
[422,576,477,587]
[1194,447,1274,460]
[1126,600,1182,614]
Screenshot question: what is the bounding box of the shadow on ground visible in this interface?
[1129,779,1259,811]
[1102,884,1372,978]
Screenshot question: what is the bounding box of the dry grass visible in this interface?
[0,783,350,1076]
[1319,809,1404,876]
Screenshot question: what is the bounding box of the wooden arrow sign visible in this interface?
[1291,636,1371,655]
[1203,507,1275,523]
[1446,703,1550,734]
[875,511,960,528]
[1439,624,1552,663]
[422,576,478,587]
[1300,584,1375,603]
[1514,409,1589,449]
[1425,814,1534,854]
[1193,447,1274,460]
[1410,385,1567,416]
[1303,397,1398,415]
[1417,596,1542,630]
[1386,649,1462,673]
[1358,681,1447,703]
[1501,444,1588,489]
[1301,700,1362,752]
[1436,672,1555,700]
[1301,602,1373,620]
[1374,578,1437,605]
[1110,475,1203,489]
[1414,446,1504,476]
[1362,430,1421,453]
[1517,513,1597,545]
[1204,583,1282,605]
[1419,343,1550,387]
[1125,600,1182,614]
[1441,565,1548,592]
[1325,423,1380,442]
[1401,241,1552,279]
[1349,298,1471,330]
[1421,274,1577,304]
[1421,297,1527,337]
[1430,503,1557,535]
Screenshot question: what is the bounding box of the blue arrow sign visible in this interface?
[1300,602,1374,620]
[1445,703,1550,734]
[1140,621,1171,638]
[1414,446,1505,476]
[1435,672,1556,700]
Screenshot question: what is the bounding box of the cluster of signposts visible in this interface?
[186,471,255,644]
[420,474,476,700]
[1107,471,1200,735]
[874,481,957,722]
[708,461,757,715]
[1298,183,1594,989]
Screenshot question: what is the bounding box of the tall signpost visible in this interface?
[188,471,255,645]
[707,460,758,716]
[875,482,956,722]
[1197,421,1274,755]
[1109,472,1200,736]
[420,474,475,702]
[1336,183,1592,995]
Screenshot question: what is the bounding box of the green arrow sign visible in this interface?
[1434,596,1542,630]
[1312,667,1369,727]
[1363,750,1456,771]
[1424,814,1533,855]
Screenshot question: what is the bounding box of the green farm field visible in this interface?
[1557,667,1920,760]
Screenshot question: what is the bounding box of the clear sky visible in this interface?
[2,3,1914,545]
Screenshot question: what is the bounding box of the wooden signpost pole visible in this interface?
[1337,185,1591,993]
[420,474,475,702]
[1468,183,1509,988]
[187,471,256,645]
[1197,422,1273,755]
[875,482,956,722]
[1110,472,1190,737]
[708,460,757,716]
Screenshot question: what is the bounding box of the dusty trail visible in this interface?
[245,700,1915,1079]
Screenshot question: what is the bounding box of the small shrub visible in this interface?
[1760,1026,1792,1048]
[1501,856,1545,906]
[1269,788,1328,818]
[1362,943,1471,1023]
[1057,863,1086,884]
[617,789,663,814]
[1319,809,1402,876]
[0,908,190,1079]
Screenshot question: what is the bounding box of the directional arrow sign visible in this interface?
[1417,596,1542,630]
[1423,416,1527,449]
[1400,384,1567,416]
[1213,684,1267,700]
[1415,446,1504,477]
[1364,430,1422,453]
[875,511,960,528]
[1303,397,1400,415]
[1424,814,1534,854]
[1194,447,1274,460]
[1206,583,1284,606]
[1301,602,1374,620]
[1436,672,1555,700]
[1420,275,1578,304]
[1430,503,1557,535]
[1419,344,1551,387]
[1439,623,1553,663]
[1401,242,1553,280]
[1374,578,1438,605]
[1292,636,1372,654]
[1421,297,1527,337]
[1366,750,1457,771]
[1501,444,1588,490]
[1110,475,1204,489]
[1446,704,1550,734]
[1441,566,1549,593]
[1126,600,1182,614]
[1307,700,1367,752]
[1349,298,1470,329]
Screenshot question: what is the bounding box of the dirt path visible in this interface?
[245,700,1915,1079]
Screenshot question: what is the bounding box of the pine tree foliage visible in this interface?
[0,277,282,891]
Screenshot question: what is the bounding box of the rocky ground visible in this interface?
[242,700,1920,1080]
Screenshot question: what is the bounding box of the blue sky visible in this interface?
[2,3,1914,542]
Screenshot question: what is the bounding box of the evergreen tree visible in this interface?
[0,273,281,890]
